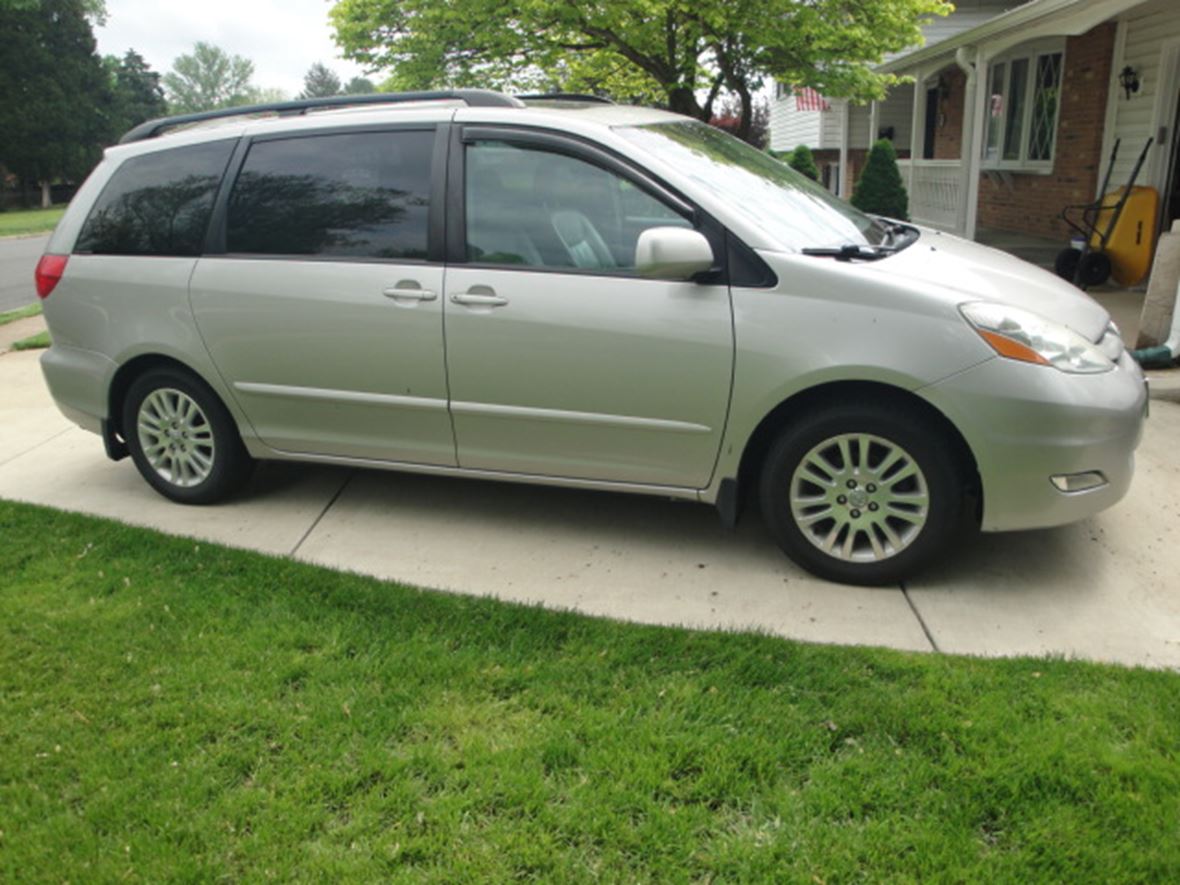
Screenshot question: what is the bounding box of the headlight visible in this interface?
[959,302,1114,374]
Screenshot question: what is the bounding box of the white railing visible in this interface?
[897,159,963,233]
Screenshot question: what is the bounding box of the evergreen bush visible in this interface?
[850,138,909,220]
[786,144,819,181]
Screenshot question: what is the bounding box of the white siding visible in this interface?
[848,104,873,148]
[1107,0,1180,191]
[915,1,1017,53]
[768,95,822,152]
[883,0,1015,63]
[820,104,845,149]
[876,85,916,153]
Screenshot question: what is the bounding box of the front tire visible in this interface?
[122,367,254,504]
[759,401,966,585]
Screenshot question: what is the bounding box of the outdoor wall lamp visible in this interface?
[1119,65,1140,99]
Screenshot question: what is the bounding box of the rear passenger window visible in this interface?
[75,140,235,257]
[226,130,433,260]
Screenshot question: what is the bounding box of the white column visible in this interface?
[839,100,851,198]
[908,70,924,197]
[955,48,977,237]
[964,49,989,240]
[869,99,880,148]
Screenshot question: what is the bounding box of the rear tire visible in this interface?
[122,367,253,504]
[759,401,966,585]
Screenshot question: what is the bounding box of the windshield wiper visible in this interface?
[801,243,900,262]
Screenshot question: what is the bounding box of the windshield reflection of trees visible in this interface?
[77,174,219,256]
[228,172,428,259]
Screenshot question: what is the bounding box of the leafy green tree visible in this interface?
[163,42,257,114]
[300,62,342,99]
[105,50,167,138]
[343,76,376,95]
[786,144,819,181]
[851,138,909,220]
[253,87,289,104]
[329,0,949,140]
[0,0,112,207]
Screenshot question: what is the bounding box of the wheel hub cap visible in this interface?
[789,432,929,563]
[137,388,216,488]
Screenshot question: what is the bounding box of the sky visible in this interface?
[94,0,369,98]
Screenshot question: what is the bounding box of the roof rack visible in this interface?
[118,89,526,144]
[517,93,614,104]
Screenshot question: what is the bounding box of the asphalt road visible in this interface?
[0,235,48,313]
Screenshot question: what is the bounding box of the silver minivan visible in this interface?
[35,90,1147,584]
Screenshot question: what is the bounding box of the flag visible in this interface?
[795,87,830,112]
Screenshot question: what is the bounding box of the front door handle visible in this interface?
[451,289,509,308]
[383,282,437,302]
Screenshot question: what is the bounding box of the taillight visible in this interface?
[35,254,69,299]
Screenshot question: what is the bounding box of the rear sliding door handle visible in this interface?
[450,291,509,308]
[383,286,437,302]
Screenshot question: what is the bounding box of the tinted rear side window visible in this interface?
[226,130,434,260]
[75,140,235,256]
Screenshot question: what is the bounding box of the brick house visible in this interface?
[769,0,1180,254]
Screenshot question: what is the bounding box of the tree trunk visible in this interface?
[40,180,52,209]
[666,86,706,120]
[735,82,753,142]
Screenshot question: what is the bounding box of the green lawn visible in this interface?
[10,329,50,350]
[1,499,1178,881]
[0,303,42,327]
[0,205,66,237]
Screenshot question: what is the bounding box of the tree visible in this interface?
[300,62,342,98]
[163,42,257,114]
[105,50,167,138]
[0,0,112,207]
[329,0,950,139]
[786,144,819,181]
[851,138,908,220]
[343,76,376,95]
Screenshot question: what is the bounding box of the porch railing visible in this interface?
[896,159,963,232]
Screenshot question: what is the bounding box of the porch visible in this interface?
[862,0,1180,248]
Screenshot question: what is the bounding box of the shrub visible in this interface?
[851,138,909,220]
[785,144,819,181]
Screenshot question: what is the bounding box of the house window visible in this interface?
[983,43,1064,169]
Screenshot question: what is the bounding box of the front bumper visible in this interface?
[920,350,1147,532]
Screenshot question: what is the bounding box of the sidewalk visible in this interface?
[3,347,1179,669]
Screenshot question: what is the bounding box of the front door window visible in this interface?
[465,140,689,272]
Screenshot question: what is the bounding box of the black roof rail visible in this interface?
[516,93,614,104]
[118,89,526,144]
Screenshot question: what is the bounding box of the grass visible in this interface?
[0,206,65,237]
[0,302,42,327]
[1,499,1178,881]
[10,329,50,351]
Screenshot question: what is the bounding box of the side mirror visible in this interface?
[634,227,715,281]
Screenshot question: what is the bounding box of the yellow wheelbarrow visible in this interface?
[1055,138,1156,289]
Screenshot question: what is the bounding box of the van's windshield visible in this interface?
[616,120,891,251]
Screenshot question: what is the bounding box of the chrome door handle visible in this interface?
[450,291,509,307]
[383,286,437,301]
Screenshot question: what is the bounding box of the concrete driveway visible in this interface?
[2,344,1179,669]
[0,234,48,313]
